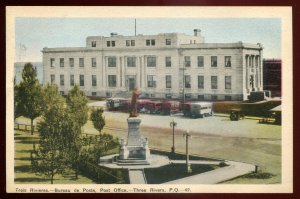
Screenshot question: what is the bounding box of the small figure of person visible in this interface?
[130,87,141,117]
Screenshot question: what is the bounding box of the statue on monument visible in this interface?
[130,87,141,117]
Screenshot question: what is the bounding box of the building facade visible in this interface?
[263,59,281,97]
[42,29,263,101]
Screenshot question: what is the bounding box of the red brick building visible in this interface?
[263,59,281,97]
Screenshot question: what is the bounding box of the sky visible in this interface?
[15,18,281,62]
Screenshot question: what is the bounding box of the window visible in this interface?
[60,58,64,67]
[211,76,218,89]
[225,56,231,67]
[198,75,204,89]
[126,40,135,46]
[92,41,96,47]
[50,74,55,84]
[92,58,97,67]
[69,58,74,68]
[127,57,136,67]
[225,95,232,101]
[147,75,156,88]
[147,56,156,67]
[60,74,64,86]
[70,75,74,86]
[60,91,65,95]
[50,58,55,67]
[198,95,204,100]
[198,56,204,67]
[211,95,218,100]
[108,75,117,87]
[79,58,84,67]
[165,56,171,67]
[108,57,117,67]
[80,75,84,86]
[146,39,155,46]
[166,94,172,99]
[111,41,115,47]
[211,56,217,67]
[225,76,232,89]
[92,75,97,86]
[92,92,97,96]
[131,40,135,46]
[107,41,111,47]
[185,75,191,88]
[166,39,171,45]
[184,56,191,67]
[166,75,172,88]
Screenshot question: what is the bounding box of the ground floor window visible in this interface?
[60,74,64,86]
[50,74,55,84]
[108,75,117,87]
[166,75,172,88]
[225,76,232,89]
[225,95,232,101]
[211,76,218,89]
[80,75,84,86]
[185,75,191,88]
[211,95,218,100]
[147,75,156,88]
[198,95,204,100]
[92,92,97,96]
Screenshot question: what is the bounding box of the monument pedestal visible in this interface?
[119,117,150,164]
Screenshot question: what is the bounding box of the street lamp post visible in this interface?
[183,130,192,173]
[170,119,177,154]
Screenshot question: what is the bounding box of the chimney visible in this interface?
[110,32,118,37]
[193,29,201,36]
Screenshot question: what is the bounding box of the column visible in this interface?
[245,55,249,91]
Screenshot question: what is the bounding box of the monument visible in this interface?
[118,88,150,164]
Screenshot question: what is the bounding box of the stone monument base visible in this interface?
[118,117,150,165]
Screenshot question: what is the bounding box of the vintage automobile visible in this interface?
[181,102,192,116]
[190,102,213,118]
[229,109,245,121]
[106,97,126,111]
[161,100,181,115]
[144,101,163,114]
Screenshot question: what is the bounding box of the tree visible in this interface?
[15,63,42,134]
[65,85,89,179]
[90,108,106,133]
[32,84,69,184]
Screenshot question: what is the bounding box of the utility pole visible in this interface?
[183,130,192,173]
[180,67,186,104]
[170,119,177,154]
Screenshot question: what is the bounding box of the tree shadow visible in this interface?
[15,177,49,183]
[15,165,32,173]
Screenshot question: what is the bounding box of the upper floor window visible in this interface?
[185,75,191,88]
[60,58,64,67]
[107,41,111,47]
[127,57,136,67]
[198,56,204,67]
[146,39,155,46]
[166,39,171,45]
[111,41,115,47]
[91,41,96,47]
[211,56,218,67]
[184,56,191,67]
[126,40,135,46]
[92,58,97,67]
[69,58,74,68]
[165,56,171,67]
[79,58,84,67]
[225,56,231,67]
[50,58,55,67]
[108,57,117,67]
[147,56,156,67]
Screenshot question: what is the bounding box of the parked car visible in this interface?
[229,109,245,121]
[106,97,126,111]
[190,102,213,118]
[161,100,181,115]
[144,101,163,114]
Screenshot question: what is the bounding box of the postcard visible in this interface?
[6,6,293,193]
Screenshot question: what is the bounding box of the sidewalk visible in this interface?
[163,161,256,184]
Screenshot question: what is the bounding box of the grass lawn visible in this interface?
[14,113,282,184]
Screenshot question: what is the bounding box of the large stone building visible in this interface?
[42,29,263,101]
